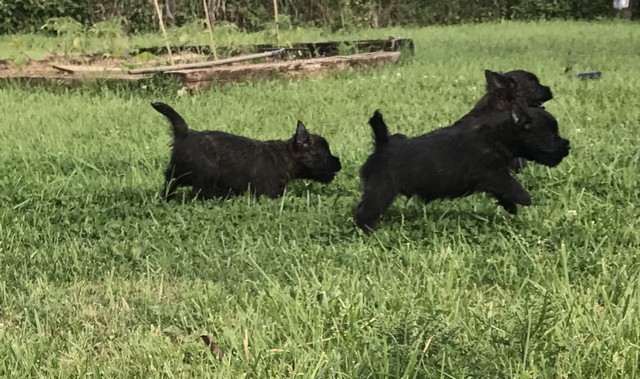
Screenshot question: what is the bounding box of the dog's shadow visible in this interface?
[373,196,521,230]
[285,180,353,198]
[93,185,519,242]
[159,183,349,205]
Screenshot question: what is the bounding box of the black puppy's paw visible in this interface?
[497,199,518,215]
[510,158,528,173]
[515,191,532,206]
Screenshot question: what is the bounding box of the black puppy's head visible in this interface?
[504,69,553,108]
[508,99,570,167]
[290,121,342,183]
[484,69,520,112]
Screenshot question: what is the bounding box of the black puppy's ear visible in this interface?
[294,120,311,146]
[510,98,531,128]
[485,70,515,91]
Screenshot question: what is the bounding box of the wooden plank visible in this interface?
[0,74,146,88]
[52,64,125,74]
[1,50,401,90]
[128,48,285,75]
[166,51,400,90]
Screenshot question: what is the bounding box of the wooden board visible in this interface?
[0,74,147,88]
[166,51,401,90]
[52,64,126,75]
[0,45,406,90]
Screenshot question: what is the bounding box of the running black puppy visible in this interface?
[151,102,341,200]
[462,69,554,171]
[462,69,553,122]
[354,99,570,232]
[505,69,553,108]
[384,69,553,145]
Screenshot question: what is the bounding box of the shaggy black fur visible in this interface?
[385,69,554,172]
[151,102,341,200]
[463,69,554,171]
[354,98,570,232]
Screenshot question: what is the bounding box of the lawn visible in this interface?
[0,20,639,378]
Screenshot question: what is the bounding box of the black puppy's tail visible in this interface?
[368,109,389,149]
[151,102,189,140]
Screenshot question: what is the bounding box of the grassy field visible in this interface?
[1,20,639,378]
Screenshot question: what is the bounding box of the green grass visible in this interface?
[1,20,639,378]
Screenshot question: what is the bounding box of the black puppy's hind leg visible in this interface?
[160,165,186,201]
[354,177,397,233]
[190,175,222,201]
[161,176,179,201]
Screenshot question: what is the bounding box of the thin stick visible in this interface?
[243,329,254,361]
[128,48,285,74]
[152,0,175,65]
[202,0,219,60]
[272,0,279,41]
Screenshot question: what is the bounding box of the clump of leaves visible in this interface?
[170,19,207,47]
[121,51,157,70]
[89,17,130,58]
[215,21,239,37]
[7,36,31,71]
[336,42,358,56]
[263,14,294,44]
[41,17,87,58]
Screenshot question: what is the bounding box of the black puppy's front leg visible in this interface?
[479,171,531,215]
[495,196,518,215]
[256,182,286,200]
[509,157,529,173]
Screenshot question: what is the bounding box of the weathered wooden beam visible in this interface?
[128,48,285,75]
[166,51,400,90]
[52,64,125,75]
[0,74,146,88]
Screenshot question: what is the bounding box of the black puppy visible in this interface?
[462,69,553,122]
[354,99,570,232]
[505,69,553,108]
[384,69,553,146]
[151,102,341,200]
[463,69,554,171]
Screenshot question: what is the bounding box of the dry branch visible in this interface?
[152,0,175,65]
[203,0,219,60]
[272,0,279,39]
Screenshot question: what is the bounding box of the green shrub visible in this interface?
[0,0,617,35]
